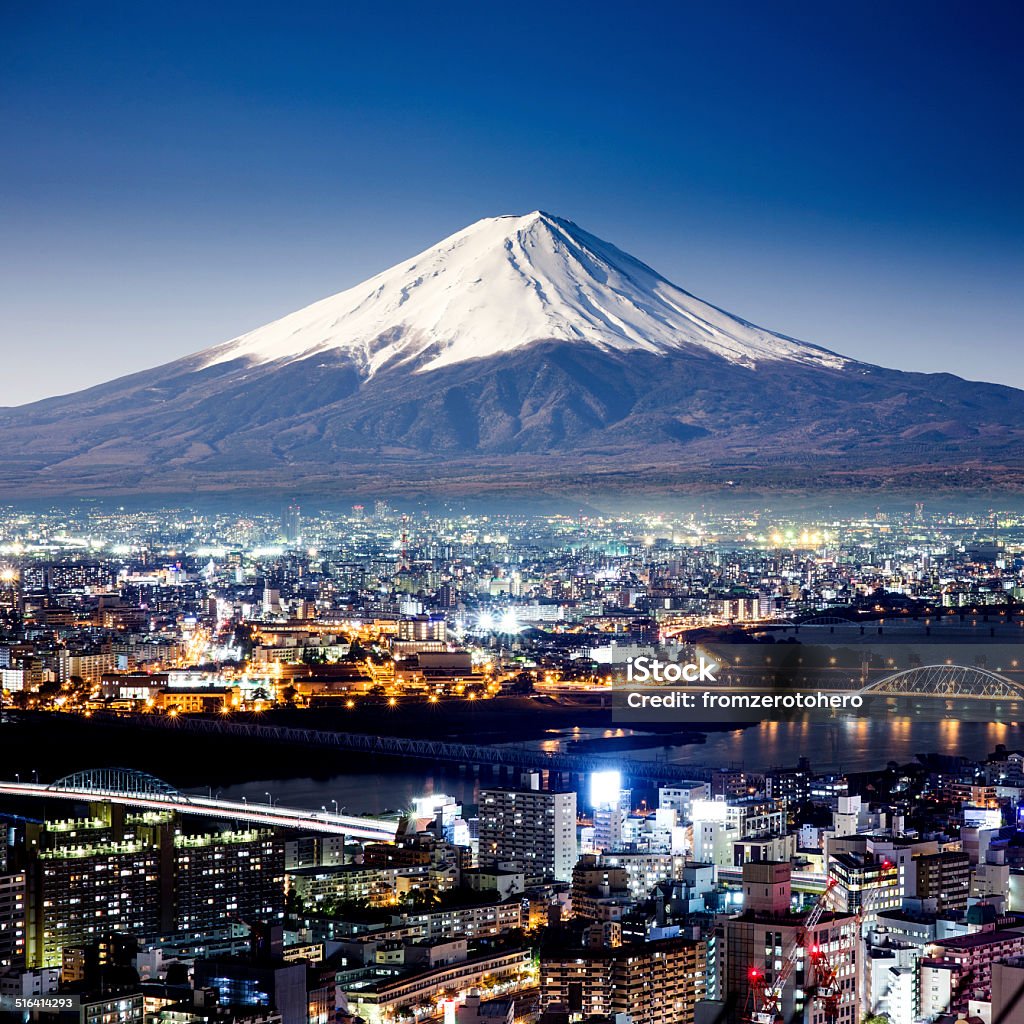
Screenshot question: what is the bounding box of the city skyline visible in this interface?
[2,5,1022,1021]
[2,495,1024,1022]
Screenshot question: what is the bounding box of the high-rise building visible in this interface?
[541,934,707,1024]
[913,851,971,911]
[920,930,1024,1019]
[765,763,812,806]
[23,805,284,967]
[658,783,709,822]
[570,856,630,921]
[828,853,902,924]
[173,830,285,930]
[25,809,168,968]
[0,870,26,968]
[478,788,577,883]
[723,862,859,1024]
[281,504,301,545]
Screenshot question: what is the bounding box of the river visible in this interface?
[191,718,1021,816]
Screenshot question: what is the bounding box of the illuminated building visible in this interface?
[828,854,902,923]
[920,930,1024,1018]
[912,851,971,911]
[80,991,146,1024]
[722,863,859,1024]
[340,947,531,1024]
[478,787,577,883]
[193,955,331,1024]
[23,805,283,967]
[397,614,447,643]
[595,852,686,902]
[570,856,630,921]
[25,809,167,968]
[401,898,524,943]
[540,935,707,1024]
[298,896,523,945]
[173,830,285,930]
[0,870,26,967]
[286,863,421,909]
[658,783,710,822]
[281,505,302,546]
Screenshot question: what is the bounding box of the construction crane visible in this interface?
[746,877,841,1024]
[807,941,841,1024]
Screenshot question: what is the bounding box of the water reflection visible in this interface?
[198,719,1024,817]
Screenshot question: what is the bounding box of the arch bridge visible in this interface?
[49,768,190,803]
[860,664,1024,700]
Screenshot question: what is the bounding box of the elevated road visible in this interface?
[717,864,828,894]
[0,772,398,842]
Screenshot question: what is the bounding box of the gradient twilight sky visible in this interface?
[1,1,1021,404]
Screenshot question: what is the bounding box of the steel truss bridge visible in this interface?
[76,711,716,784]
[860,664,1024,701]
[0,766,398,841]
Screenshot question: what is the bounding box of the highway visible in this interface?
[0,780,399,842]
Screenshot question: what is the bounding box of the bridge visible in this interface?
[717,865,828,895]
[795,615,860,627]
[57,711,717,784]
[0,767,399,842]
[860,664,1024,700]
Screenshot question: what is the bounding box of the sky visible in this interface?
[1,0,1022,404]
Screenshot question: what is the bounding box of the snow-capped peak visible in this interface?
[201,211,849,375]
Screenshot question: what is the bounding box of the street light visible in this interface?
[265,791,273,807]
[331,799,339,814]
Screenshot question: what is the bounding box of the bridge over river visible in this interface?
[0,767,399,841]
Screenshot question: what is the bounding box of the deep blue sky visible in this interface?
[2,1,1021,403]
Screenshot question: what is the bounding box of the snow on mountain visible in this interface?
[202,211,849,376]
[4,210,1024,498]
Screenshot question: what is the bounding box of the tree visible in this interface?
[345,639,368,662]
[506,671,534,695]
[232,623,256,658]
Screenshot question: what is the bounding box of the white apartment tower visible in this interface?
[478,788,577,882]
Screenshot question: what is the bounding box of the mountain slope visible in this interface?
[1,211,1023,498]
[200,212,848,375]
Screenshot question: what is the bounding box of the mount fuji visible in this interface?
[3,211,1023,498]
